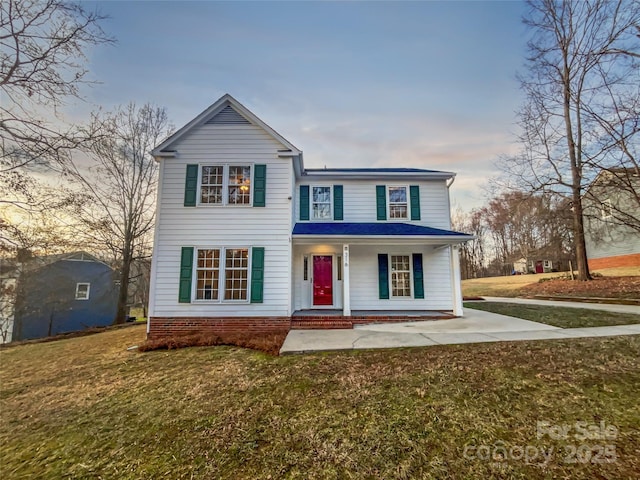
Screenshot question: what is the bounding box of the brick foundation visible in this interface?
[148,312,456,337]
[588,253,640,270]
[148,316,292,339]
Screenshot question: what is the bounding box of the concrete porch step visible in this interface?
[291,318,353,329]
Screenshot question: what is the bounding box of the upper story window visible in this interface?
[200,164,251,205]
[312,186,332,219]
[75,283,90,300]
[388,186,408,219]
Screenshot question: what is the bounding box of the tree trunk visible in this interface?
[562,53,592,282]
[571,189,592,281]
[114,239,133,324]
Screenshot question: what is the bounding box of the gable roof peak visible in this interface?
[152,94,301,157]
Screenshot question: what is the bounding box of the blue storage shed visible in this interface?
[13,252,118,341]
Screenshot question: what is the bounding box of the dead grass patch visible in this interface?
[1,325,639,479]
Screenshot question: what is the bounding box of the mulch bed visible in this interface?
[519,275,640,299]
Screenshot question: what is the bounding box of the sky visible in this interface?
[76,0,531,211]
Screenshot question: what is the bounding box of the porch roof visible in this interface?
[292,222,473,243]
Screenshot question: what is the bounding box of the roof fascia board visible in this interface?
[151,94,301,156]
[301,171,456,181]
[292,234,474,242]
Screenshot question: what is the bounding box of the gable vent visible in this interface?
[205,105,251,125]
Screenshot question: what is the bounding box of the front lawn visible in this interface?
[464,302,640,328]
[1,325,639,479]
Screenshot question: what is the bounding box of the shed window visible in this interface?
[75,283,90,300]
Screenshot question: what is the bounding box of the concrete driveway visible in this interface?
[280,302,640,354]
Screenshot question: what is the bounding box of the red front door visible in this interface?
[313,256,333,306]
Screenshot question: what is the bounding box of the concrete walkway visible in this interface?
[280,300,640,354]
[483,296,640,314]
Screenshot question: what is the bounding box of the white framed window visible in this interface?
[196,249,220,300]
[543,260,552,269]
[224,248,249,300]
[194,247,249,302]
[601,199,612,219]
[75,283,90,300]
[199,164,252,206]
[311,186,332,219]
[200,166,224,204]
[390,255,412,297]
[228,166,252,205]
[388,186,408,219]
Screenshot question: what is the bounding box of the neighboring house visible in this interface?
[148,94,473,338]
[513,258,555,274]
[583,169,640,270]
[12,252,118,341]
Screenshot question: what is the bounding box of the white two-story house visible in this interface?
[148,94,473,338]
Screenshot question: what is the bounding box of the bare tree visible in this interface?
[68,103,171,324]
[498,0,640,280]
[452,207,487,279]
[0,0,112,260]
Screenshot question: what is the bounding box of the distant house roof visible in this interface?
[292,222,473,240]
[21,251,109,272]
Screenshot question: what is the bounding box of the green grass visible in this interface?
[464,302,640,328]
[1,325,639,479]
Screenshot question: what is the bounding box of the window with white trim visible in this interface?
[199,165,251,205]
[224,248,249,300]
[75,283,90,300]
[601,199,612,219]
[196,249,220,300]
[228,166,251,205]
[390,255,411,297]
[194,247,249,301]
[388,186,408,219]
[312,186,332,219]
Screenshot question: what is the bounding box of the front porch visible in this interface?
[291,309,455,329]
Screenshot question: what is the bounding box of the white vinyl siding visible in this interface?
[349,245,452,310]
[295,180,451,228]
[151,123,293,317]
[292,244,453,311]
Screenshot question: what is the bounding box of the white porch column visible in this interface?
[450,245,463,316]
[342,244,351,316]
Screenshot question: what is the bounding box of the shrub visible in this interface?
[138,330,288,356]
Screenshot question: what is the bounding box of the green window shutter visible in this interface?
[250,247,265,303]
[376,185,386,221]
[253,164,267,207]
[178,247,194,303]
[184,164,198,207]
[412,253,424,299]
[378,254,389,300]
[300,185,310,221]
[410,185,421,220]
[333,185,343,220]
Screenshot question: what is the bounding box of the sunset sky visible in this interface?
[78,0,531,210]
